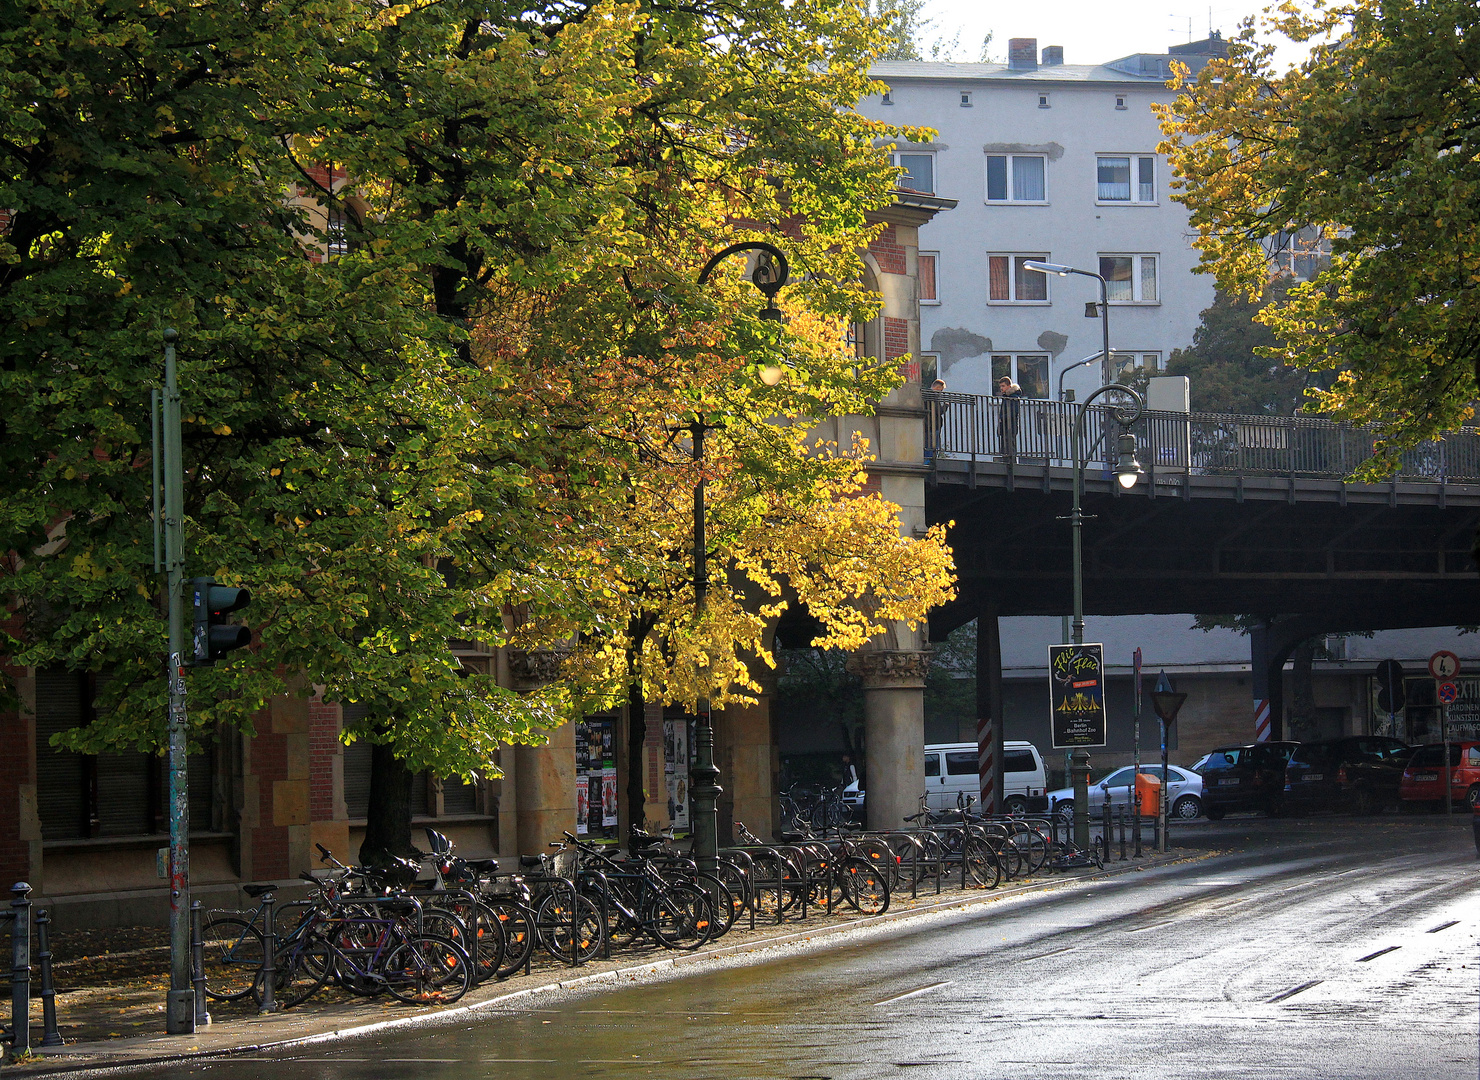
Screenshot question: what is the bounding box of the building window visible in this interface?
[991,354,1050,399]
[1097,155,1156,203]
[882,90,893,105]
[893,152,934,194]
[988,254,1051,303]
[325,205,355,259]
[984,154,1047,203]
[960,91,973,107]
[1115,94,1127,110]
[1099,254,1159,303]
[1038,92,1051,108]
[918,252,939,304]
[920,351,940,386]
[1110,352,1163,380]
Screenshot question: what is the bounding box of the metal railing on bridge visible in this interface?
[923,392,1480,484]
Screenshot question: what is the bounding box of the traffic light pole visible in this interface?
[161,329,196,1034]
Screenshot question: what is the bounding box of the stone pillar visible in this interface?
[508,649,576,856]
[849,650,930,831]
[0,668,42,892]
[239,694,312,881]
[307,694,349,865]
[713,678,775,844]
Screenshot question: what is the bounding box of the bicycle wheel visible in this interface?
[648,884,714,950]
[692,873,738,937]
[836,858,890,915]
[328,919,390,997]
[536,890,604,963]
[201,917,264,1001]
[382,934,473,1005]
[964,842,1003,889]
[255,934,331,1009]
[428,898,506,985]
[487,898,535,978]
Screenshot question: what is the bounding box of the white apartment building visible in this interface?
[860,35,1228,402]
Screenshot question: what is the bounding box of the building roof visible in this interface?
[871,50,1216,86]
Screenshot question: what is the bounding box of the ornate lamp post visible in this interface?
[1064,383,1144,848]
[683,241,790,873]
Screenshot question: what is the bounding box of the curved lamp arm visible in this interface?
[697,241,791,321]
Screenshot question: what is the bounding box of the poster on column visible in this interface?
[1049,643,1107,748]
[664,719,691,832]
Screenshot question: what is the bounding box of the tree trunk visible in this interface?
[626,677,647,843]
[359,740,414,868]
[1288,638,1319,742]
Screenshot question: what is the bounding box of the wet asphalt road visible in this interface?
[163,817,1478,1080]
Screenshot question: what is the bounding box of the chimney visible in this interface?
[1041,45,1064,66]
[1008,38,1038,70]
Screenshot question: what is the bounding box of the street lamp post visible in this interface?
[683,240,790,873]
[1023,261,1112,395]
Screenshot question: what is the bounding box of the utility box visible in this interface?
[1135,772,1161,817]
[1147,375,1190,413]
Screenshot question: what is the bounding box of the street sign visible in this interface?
[1133,647,1143,716]
[1429,650,1461,680]
[1438,681,1460,705]
[1375,660,1406,714]
[1049,643,1106,749]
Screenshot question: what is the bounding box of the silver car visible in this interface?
[1047,764,1204,822]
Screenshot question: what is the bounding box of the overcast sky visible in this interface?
[918,0,1311,72]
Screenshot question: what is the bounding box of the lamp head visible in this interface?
[1084,301,1101,318]
[1022,259,1073,277]
[1115,432,1142,489]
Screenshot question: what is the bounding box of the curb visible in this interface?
[11,850,1206,1075]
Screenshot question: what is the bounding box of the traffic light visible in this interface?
[1375,659,1405,713]
[188,577,251,666]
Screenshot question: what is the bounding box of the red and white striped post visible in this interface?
[977,714,996,814]
[1254,698,1272,743]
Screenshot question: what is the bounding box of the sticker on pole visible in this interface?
[1429,651,1461,680]
[1438,681,1460,705]
[1049,643,1106,749]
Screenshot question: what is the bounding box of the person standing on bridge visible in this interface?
[926,378,948,460]
[997,375,1022,462]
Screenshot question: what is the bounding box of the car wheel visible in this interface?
[1054,799,1074,823]
[1352,788,1375,816]
[1172,795,1201,820]
[1204,805,1226,821]
[1467,785,1480,811]
[1005,795,1028,815]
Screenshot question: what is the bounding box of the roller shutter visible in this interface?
[34,668,86,841]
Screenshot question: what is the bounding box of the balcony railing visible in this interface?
[922,392,1480,484]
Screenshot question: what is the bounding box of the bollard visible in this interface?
[1101,798,1111,863]
[189,902,211,1027]
[257,891,277,1015]
[33,909,61,1048]
[10,883,32,1056]
[1118,805,1127,861]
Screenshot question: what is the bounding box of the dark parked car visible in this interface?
[1200,742,1300,820]
[1282,736,1413,815]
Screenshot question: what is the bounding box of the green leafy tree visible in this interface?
[1,0,936,859]
[1157,0,1480,473]
[1166,278,1318,415]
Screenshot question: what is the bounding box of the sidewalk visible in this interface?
[3,847,1202,1074]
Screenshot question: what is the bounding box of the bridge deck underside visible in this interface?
[927,461,1480,635]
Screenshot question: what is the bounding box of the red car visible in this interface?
[1399,741,1480,810]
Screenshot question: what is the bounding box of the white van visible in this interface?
[923,741,1049,813]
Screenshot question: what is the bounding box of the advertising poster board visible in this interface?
[1049,643,1107,748]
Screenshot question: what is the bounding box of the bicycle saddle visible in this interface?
[518,855,544,868]
[466,858,500,873]
[778,831,808,843]
[242,883,276,898]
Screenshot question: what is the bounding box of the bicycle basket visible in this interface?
[552,848,578,881]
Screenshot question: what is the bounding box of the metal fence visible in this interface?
[923,392,1480,484]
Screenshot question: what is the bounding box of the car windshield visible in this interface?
[1202,749,1240,770]
[1411,744,1462,768]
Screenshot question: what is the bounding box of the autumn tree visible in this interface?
[1157,0,1480,474]
[2,0,946,858]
